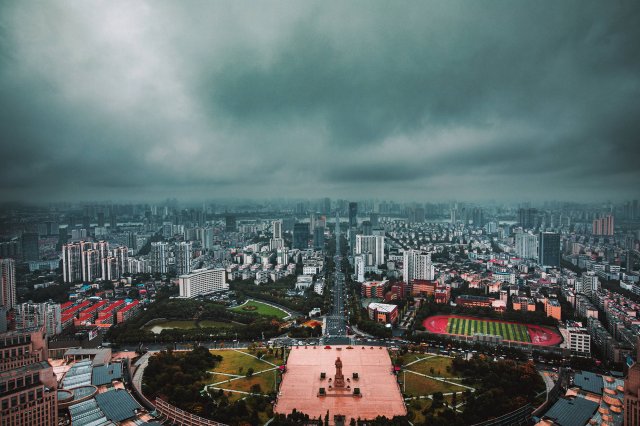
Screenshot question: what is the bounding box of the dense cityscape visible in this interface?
[1,199,640,425]
[2,1,640,426]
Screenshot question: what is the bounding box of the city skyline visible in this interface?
[1,1,639,203]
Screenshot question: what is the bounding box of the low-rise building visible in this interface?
[367,302,399,325]
[178,268,228,298]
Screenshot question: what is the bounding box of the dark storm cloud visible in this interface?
[0,1,639,202]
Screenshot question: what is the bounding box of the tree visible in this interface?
[246,367,254,377]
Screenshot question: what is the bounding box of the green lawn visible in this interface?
[402,371,467,397]
[205,349,277,397]
[208,349,272,376]
[405,356,459,379]
[446,317,530,343]
[231,300,289,320]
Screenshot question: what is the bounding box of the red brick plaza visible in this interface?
[274,345,407,423]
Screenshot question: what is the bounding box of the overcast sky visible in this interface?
[1,1,639,203]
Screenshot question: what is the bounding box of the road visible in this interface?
[325,213,348,338]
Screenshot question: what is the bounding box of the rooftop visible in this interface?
[574,371,604,395]
[542,397,599,426]
[367,302,397,313]
[95,389,141,423]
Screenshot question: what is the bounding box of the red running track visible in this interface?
[423,314,563,347]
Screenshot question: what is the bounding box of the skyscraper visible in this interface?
[538,232,561,267]
[293,223,310,250]
[313,226,325,250]
[225,215,237,232]
[272,220,283,239]
[349,202,358,227]
[21,232,40,261]
[518,208,538,230]
[1,258,17,309]
[323,197,331,214]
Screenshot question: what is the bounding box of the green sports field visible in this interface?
[446,317,531,342]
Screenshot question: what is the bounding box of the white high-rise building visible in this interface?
[62,242,82,283]
[81,249,101,282]
[276,248,289,265]
[515,232,538,260]
[270,238,284,250]
[175,242,192,276]
[355,235,385,266]
[1,258,16,309]
[403,249,434,284]
[151,242,169,274]
[178,268,228,298]
[577,272,600,296]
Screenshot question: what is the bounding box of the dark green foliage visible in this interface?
[143,347,273,424]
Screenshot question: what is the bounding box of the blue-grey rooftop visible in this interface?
[95,389,141,423]
[542,397,599,426]
[574,371,603,395]
[92,363,123,386]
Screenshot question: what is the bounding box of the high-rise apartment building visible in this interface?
[1,259,16,310]
[403,250,434,284]
[175,242,192,276]
[81,248,100,282]
[592,214,615,236]
[538,232,560,267]
[576,272,600,296]
[355,235,385,266]
[150,242,169,274]
[62,242,82,283]
[515,232,538,259]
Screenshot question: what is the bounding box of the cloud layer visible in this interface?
[1,1,639,202]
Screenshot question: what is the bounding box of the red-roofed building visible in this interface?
[74,300,109,327]
[95,300,126,326]
[116,300,141,323]
[61,300,92,329]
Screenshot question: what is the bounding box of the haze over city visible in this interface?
[1,1,639,203]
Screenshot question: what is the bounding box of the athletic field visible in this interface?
[423,315,563,346]
[446,317,530,342]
